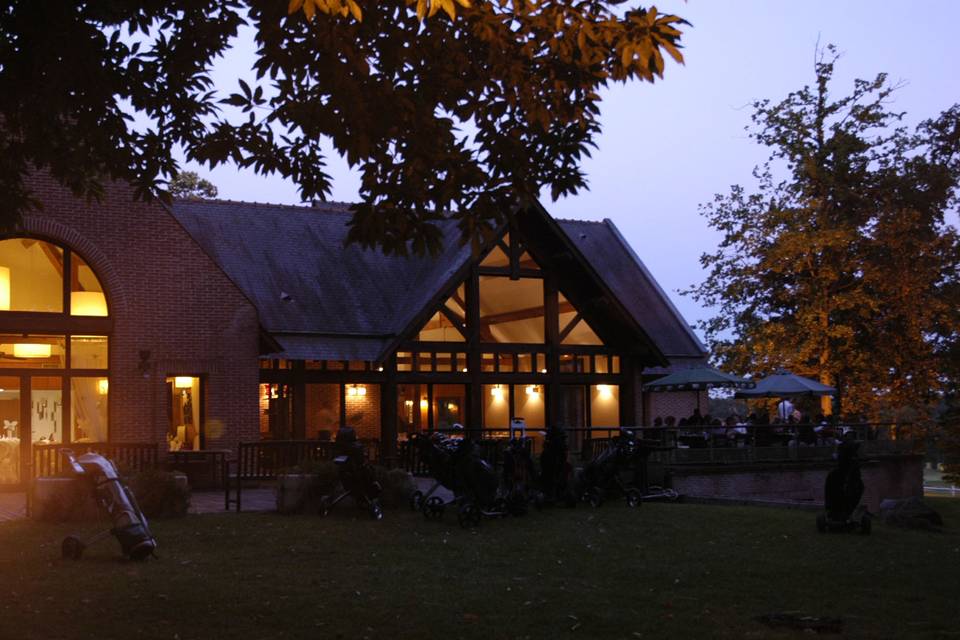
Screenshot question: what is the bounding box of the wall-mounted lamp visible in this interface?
[347,384,367,397]
[490,384,504,400]
[596,384,614,399]
[525,385,541,396]
[98,379,109,395]
[419,398,428,410]
[174,376,193,389]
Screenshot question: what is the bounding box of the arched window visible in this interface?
[0,237,111,487]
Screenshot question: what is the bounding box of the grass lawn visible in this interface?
[1,499,958,640]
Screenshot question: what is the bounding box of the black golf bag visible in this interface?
[318,427,383,520]
[576,429,643,508]
[409,431,461,518]
[538,426,576,507]
[817,437,870,534]
[501,429,540,515]
[61,450,158,561]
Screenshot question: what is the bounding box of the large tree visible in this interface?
[684,47,960,420]
[0,0,686,255]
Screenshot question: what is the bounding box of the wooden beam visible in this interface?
[558,313,582,343]
[480,301,574,327]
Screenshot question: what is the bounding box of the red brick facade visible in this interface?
[19,173,261,452]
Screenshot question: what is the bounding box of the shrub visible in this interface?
[127,469,190,518]
[373,466,416,509]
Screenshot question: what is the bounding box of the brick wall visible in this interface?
[344,385,381,440]
[645,390,707,424]
[20,173,261,452]
[669,455,924,512]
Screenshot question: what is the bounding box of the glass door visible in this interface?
[0,376,21,487]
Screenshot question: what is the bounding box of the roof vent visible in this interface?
[280,291,292,302]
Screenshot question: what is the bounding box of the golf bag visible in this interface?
[501,428,540,515]
[817,437,871,534]
[319,427,383,520]
[61,450,158,561]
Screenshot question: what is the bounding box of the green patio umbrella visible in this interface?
[734,371,835,398]
[642,366,755,392]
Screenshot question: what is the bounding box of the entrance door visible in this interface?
[0,377,22,489]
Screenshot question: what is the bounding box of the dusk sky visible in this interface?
[180,0,960,341]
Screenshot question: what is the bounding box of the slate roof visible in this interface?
[170,199,706,363]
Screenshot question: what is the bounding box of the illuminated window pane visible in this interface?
[433,384,466,430]
[31,376,63,444]
[305,384,340,439]
[397,352,413,372]
[417,309,465,342]
[71,377,108,442]
[481,353,495,372]
[479,276,544,343]
[325,360,344,371]
[498,353,514,373]
[591,384,620,427]
[0,376,21,484]
[536,353,546,373]
[417,352,433,372]
[483,384,510,429]
[0,239,63,313]
[480,238,510,267]
[348,361,367,371]
[514,383,545,429]
[435,353,453,372]
[70,335,108,369]
[611,356,621,374]
[0,335,65,369]
[517,353,533,373]
[166,376,202,450]
[594,356,609,374]
[558,293,603,345]
[578,355,591,373]
[70,253,107,316]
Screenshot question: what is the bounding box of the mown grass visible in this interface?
[1,498,958,640]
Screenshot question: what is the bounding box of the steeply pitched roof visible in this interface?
[170,198,705,363]
[555,218,707,359]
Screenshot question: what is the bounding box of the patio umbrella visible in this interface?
[643,366,755,415]
[734,371,836,398]
[643,366,755,392]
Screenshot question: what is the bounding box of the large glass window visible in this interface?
[513,384,545,429]
[432,384,466,430]
[71,335,108,369]
[70,253,107,316]
[558,293,603,345]
[31,376,63,444]
[479,276,545,343]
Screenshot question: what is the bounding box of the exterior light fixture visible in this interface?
[540,368,547,374]
[13,343,51,358]
[490,384,504,400]
[525,385,540,396]
[97,379,109,395]
[419,398,428,410]
[347,384,367,397]
[462,367,468,373]
[597,384,613,399]
[174,377,193,389]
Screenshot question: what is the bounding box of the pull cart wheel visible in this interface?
[62,535,85,560]
[370,500,384,521]
[409,490,423,511]
[625,489,642,508]
[457,503,481,529]
[424,496,445,520]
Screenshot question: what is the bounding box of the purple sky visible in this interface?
[180,1,960,340]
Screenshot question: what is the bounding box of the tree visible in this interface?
[0,1,687,255]
[684,47,960,421]
[169,171,219,199]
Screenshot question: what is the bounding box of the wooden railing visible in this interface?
[32,442,159,478]
[231,438,380,511]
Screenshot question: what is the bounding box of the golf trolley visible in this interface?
[577,428,662,508]
[60,450,158,561]
[816,437,871,535]
[409,428,510,527]
[500,422,541,515]
[318,427,384,520]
